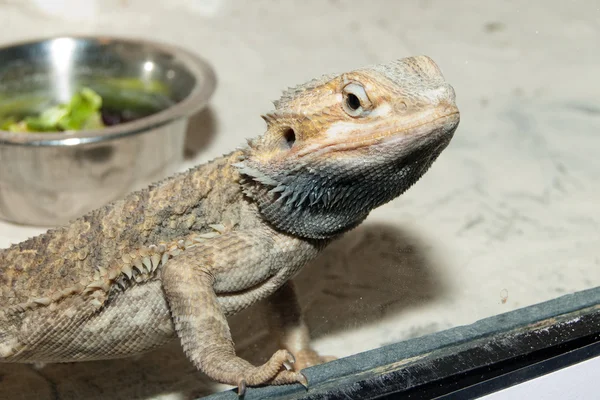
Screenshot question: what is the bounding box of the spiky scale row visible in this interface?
[3,225,229,318]
[273,73,337,110]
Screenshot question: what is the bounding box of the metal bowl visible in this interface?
[0,36,216,226]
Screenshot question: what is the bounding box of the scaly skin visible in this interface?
[0,56,459,394]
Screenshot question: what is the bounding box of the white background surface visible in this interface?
[480,355,600,400]
[0,1,599,398]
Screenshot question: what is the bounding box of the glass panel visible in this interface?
[0,1,597,399]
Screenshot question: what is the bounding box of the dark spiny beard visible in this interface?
[236,137,450,240]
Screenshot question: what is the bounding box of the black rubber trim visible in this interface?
[438,340,600,400]
[377,311,600,400]
[204,287,600,400]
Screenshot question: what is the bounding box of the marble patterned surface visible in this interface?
[0,0,599,398]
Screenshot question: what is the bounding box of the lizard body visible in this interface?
[0,56,459,393]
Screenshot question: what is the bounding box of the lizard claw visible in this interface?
[237,379,247,397]
[297,372,309,390]
[283,360,294,371]
[233,349,298,395]
[269,370,309,388]
[281,350,296,370]
[286,351,296,364]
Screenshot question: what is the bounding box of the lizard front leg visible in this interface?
[161,228,319,394]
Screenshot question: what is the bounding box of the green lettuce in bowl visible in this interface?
[1,88,105,133]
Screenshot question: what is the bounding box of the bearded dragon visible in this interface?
[0,56,459,395]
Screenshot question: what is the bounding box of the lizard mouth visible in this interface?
[295,110,460,158]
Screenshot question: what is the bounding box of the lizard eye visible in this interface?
[342,83,372,117]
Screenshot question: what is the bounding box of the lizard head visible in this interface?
[235,55,460,239]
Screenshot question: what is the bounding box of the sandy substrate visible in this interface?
[1,1,599,398]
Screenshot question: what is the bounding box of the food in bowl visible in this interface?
[1,87,105,132]
[0,78,173,133]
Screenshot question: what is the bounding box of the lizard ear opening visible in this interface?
[282,127,296,149]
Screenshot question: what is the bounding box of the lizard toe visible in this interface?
[291,348,335,370]
[269,370,309,388]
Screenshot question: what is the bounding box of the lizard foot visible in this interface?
[236,349,306,395]
[270,370,308,388]
[291,348,336,370]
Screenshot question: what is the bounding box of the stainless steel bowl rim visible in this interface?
[0,35,216,147]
